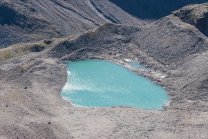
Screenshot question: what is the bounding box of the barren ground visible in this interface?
[1,3,208,138]
[1,27,208,139]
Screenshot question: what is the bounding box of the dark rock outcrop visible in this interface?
[110,0,208,21]
[173,3,208,37]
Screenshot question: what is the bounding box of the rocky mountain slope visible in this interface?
[173,3,208,37]
[47,13,208,110]
[1,0,208,49]
[1,3,208,138]
[110,0,208,21]
[0,0,144,48]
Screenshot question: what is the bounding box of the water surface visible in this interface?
[129,62,148,71]
[61,60,168,110]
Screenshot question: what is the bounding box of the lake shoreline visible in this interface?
[1,23,208,138]
[1,52,205,138]
[61,60,168,110]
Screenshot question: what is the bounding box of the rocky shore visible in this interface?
[1,3,208,139]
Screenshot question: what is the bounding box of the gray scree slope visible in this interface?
[0,2,208,139]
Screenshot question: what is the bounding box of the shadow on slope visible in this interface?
[173,3,208,37]
[109,0,208,21]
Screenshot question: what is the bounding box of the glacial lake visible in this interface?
[61,60,168,110]
[129,62,148,71]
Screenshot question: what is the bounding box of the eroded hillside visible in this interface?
[0,0,143,48]
[2,0,208,49]
[0,2,208,139]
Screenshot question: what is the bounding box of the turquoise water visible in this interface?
[61,60,168,110]
[129,62,148,71]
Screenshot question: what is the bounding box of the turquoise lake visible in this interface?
[129,62,148,71]
[61,60,169,110]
